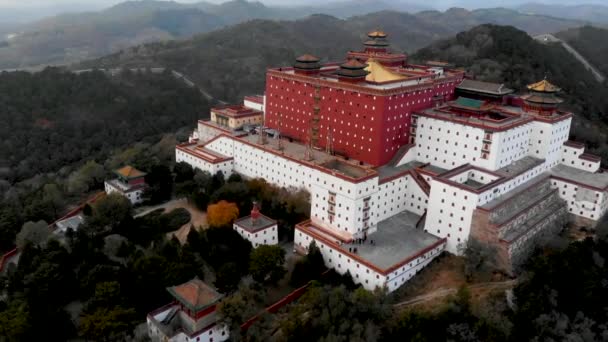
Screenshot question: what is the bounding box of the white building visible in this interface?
[177,78,608,288]
[233,203,278,247]
[147,278,229,342]
[104,165,147,205]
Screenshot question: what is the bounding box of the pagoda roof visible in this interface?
[114,166,146,179]
[368,30,387,38]
[167,278,223,312]
[341,59,367,69]
[364,39,389,47]
[365,59,407,82]
[527,79,560,92]
[521,94,563,104]
[457,79,514,96]
[296,54,320,62]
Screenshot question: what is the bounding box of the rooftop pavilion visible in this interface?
[234,210,277,233]
[210,105,262,119]
[270,30,463,92]
[456,79,514,99]
[416,96,571,132]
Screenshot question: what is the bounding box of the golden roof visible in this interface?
[115,165,145,179]
[368,30,387,38]
[527,79,560,92]
[365,59,407,83]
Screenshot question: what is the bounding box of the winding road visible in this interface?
[393,279,517,309]
[534,34,605,83]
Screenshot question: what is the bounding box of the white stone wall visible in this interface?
[528,118,571,167]
[491,123,532,169]
[175,148,234,177]
[104,181,144,205]
[244,98,264,112]
[147,308,229,342]
[233,224,278,247]
[414,116,486,170]
[551,179,606,221]
[424,181,480,253]
[202,135,380,236]
[560,144,601,172]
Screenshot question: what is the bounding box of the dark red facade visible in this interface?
[265,61,462,165]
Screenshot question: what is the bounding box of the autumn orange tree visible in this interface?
[207,200,239,228]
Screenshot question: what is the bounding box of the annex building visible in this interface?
[177,31,608,292]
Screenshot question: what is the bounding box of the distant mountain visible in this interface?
[518,3,608,24]
[0,0,585,70]
[556,26,608,78]
[78,11,585,104]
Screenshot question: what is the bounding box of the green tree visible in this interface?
[89,193,132,233]
[79,306,138,341]
[41,183,64,218]
[16,220,50,248]
[0,300,32,341]
[249,245,286,285]
[215,262,241,294]
[290,241,326,287]
[173,161,195,183]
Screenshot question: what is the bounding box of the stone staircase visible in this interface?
[471,175,568,274]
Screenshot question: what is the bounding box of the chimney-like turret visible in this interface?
[250,202,260,226]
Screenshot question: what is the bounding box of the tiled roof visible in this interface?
[455,97,485,109]
[115,166,146,179]
[365,59,407,82]
[341,59,367,69]
[368,30,387,38]
[167,278,223,312]
[527,79,560,92]
[521,94,563,104]
[457,79,513,95]
[296,54,320,62]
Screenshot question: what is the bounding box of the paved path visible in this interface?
[134,198,208,244]
[393,279,518,308]
[534,34,605,83]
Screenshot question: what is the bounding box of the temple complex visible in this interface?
[176,30,607,290]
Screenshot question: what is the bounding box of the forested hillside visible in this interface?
[556,25,608,78]
[0,68,206,185]
[78,12,581,104]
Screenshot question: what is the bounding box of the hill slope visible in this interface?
[0,1,584,70]
[518,3,608,24]
[78,11,584,103]
[0,68,207,184]
[556,26,608,79]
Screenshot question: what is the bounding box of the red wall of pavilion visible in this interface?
[265,72,461,166]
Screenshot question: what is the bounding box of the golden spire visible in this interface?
[527,79,560,92]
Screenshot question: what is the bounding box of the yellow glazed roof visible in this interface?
[365,59,407,82]
[527,79,560,92]
[368,30,387,38]
[115,165,145,178]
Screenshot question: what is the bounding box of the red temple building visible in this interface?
[264,30,465,166]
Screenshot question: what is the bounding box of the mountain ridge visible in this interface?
[0,1,587,70]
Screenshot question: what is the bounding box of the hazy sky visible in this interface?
[2,0,607,8]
